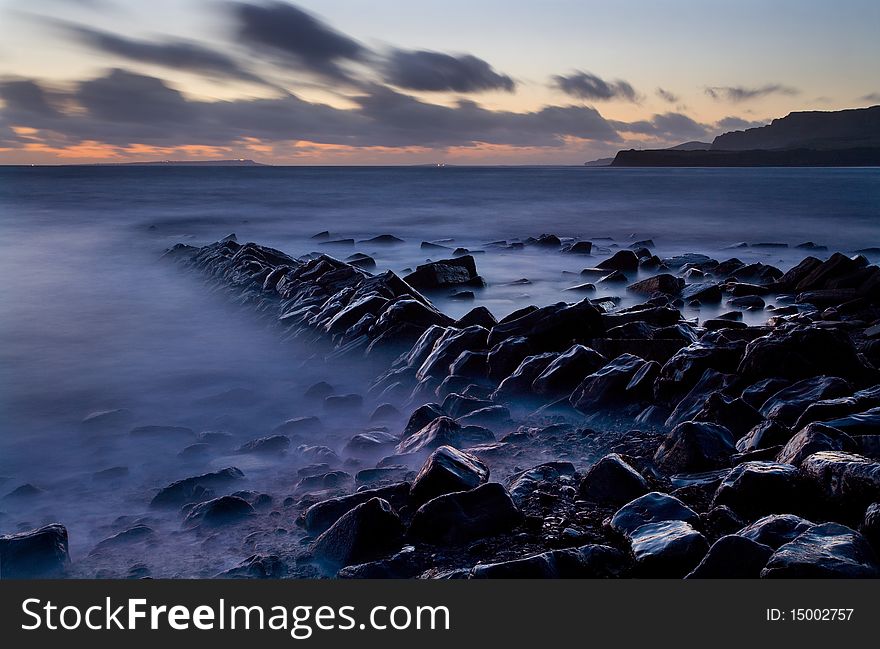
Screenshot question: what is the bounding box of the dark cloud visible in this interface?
[705,84,798,102]
[76,68,196,124]
[230,1,366,82]
[612,112,710,141]
[552,71,639,102]
[382,49,514,93]
[0,78,61,118]
[860,92,880,103]
[655,87,678,103]
[60,23,270,86]
[715,116,768,131]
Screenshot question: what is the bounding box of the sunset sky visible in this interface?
[1,0,878,164]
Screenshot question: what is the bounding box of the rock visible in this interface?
[655,339,745,404]
[728,295,765,309]
[236,434,290,455]
[508,461,577,504]
[81,408,134,431]
[416,326,489,381]
[90,525,155,554]
[492,352,558,402]
[686,534,773,578]
[737,514,815,549]
[3,483,45,500]
[456,405,511,429]
[297,445,339,463]
[355,466,412,486]
[370,403,401,423]
[344,431,399,455]
[654,422,736,473]
[184,495,255,527]
[409,483,522,544]
[311,498,404,569]
[736,419,793,452]
[597,250,640,272]
[711,461,802,520]
[570,354,650,412]
[218,554,287,579]
[410,446,489,504]
[862,503,880,547]
[401,403,445,440]
[821,407,880,437]
[793,385,880,430]
[455,306,497,330]
[664,369,736,428]
[776,423,856,466]
[487,336,533,382]
[397,416,480,454]
[150,467,244,507]
[470,545,627,578]
[0,524,70,579]
[324,393,363,413]
[630,520,708,577]
[295,471,353,493]
[741,378,791,409]
[692,392,762,438]
[404,255,482,290]
[487,300,604,352]
[441,393,492,419]
[737,326,869,384]
[800,451,880,513]
[449,350,489,379]
[759,376,852,426]
[627,274,685,296]
[761,522,880,578]
[682,282,722,303]
[359,234,404,245]
[271,416,324,436]
[531,344,607,397]
[303,482,411,535]
[609,492,699,537]
[579,454,649,506]
[564,241,593,255]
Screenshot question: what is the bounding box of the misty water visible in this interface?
[1,166,878,576]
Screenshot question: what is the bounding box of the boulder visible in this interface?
[455,306,497,330]
[761,522,880,578]
[685,535,773,578]
[487,337,533,382]
[456,405,512,429]
[630,520,709,577]
[531,344,607,397]
[396,416,493,454]
[711,461,802,520]
[408,483,522,544]
[311,498,404,569]
[271,416,324,436]
[401,403,445,440]
[627,274,685,296]
[741,378,791,409]
[470,545,627,579]
[793,385,880,430]
[692,393,762,438]
[736,420,793,453]
[570,354,650,412]
[655,340,745,404]
[449,350,489,379]
[664,370,736,428]
[579,453,649,506]
[737,514,816,549]
[150,467,245,508]
[508,462,577,504]
[344,431,399,455]
[759,376,852,427]
[609,491,699,537]
[0,524,69,579]
[862,503,880,547]
[653,422,736,473]
[821,407,880,437]
[303,482,411,535]
[235,434,290,455]
[441,393,493,419]
[184,495,255,527]
[410,446,489,504]
[416,326,489,381]
[492,352,558,402]
[218,554,287,579]
[776,423,856,466]
[403,255,482,290]
[487,299,604,352]
[800,451,880,513]
[597,250,640,272]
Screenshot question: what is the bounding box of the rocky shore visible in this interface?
[3,233,880,579]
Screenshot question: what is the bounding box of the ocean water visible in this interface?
[0,165,877,575]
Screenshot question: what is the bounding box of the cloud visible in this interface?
[59,23,271,86]
[229,1,366,82]
[859,92,880,103]
[655,87,678,103]
[612,112,710,141]
[382,49,514,93]
[705,84,798,102]
[0,78,62,118]
[552,71,639,102]
[715,116,768,131]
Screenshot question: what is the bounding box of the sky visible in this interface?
[0,0,878,164]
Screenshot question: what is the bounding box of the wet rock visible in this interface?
[410,446,489,504]
[454,306,497,330]
[397,416,487,454]
[738,514,815,549]
[271,416,324,436]
[370,403,401,423]
[470,544,627,578]
[487,337,533,381]
[692,392,762,437]
[236,434,290,455]
[409,483,522,544]
[295,471,353,493]
[759,376,852,427]
[297,445,340,464]
[531,344,607,397]
[312,498,404,569]
[686,534,773,578]
[337,546,420,579]
[610,492,699,537]
[417,326,489,381]
[800,451,880,513]
[184,495,255,527]
[457,405,512,429]
[404,255,482,290]
[655,339,745,405]
[344,431,399,455]
[151,467,245,507]
[597,250,640,272]
[862,503,880,547]
[570,353,650,412]
[324,393,363,414]
[401,403,446,440]
[821,407,880,437]
[630,520,708,577]
[728,295,765,309]
[218,554,287,579]
[449,350,489,379]
[90,525,155,554]
[303,482,411,535]
[761,522,880,578]
[441,393,492,419]
[664,370,735,428]
[776,423,856,466]
[741,378,791,409]
[627,274,685,296]
[579,453,649,506]
[654,422,736,473]
[487,299,604,352]
[0,524,70,579]
[355,466,412,486]
[359,234,404,245]
[737,419,793,452]
[563,241,593,255]
[508,461,577,504]
[711,461,802,520]
[793,385,880,430]
[492,352,559,402]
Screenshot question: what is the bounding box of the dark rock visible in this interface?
[416,326,489,381]
[737,419,793,452]
[570,354,650,412]
[654,422,736,473]
[151,467,244,507]
[396,416,492,454]
[761,522,880,578]
[862,503,880,547]
[821,406,880,437]
[692,392,762,437]
[218,554,287,579]
[272,416,324,436]
[295,471,353,494]
[312,498,404,569]
[303,482,411,535]
[0,524,70,579]
[531,344,607,397]
[579,454,649,506]
[630,520,709,577]
[370,403,401,423]
[355,466,412,486]
[685,533,774,578]
[627,274,685,296]
[455,306,497,330]
[449,350,489,379]
[759,376,852,427]
[702,505,746,538]
[597,250,640,272]
[359,234,404,245]
[456,405,512,428]
[492,352,558,402]
[564,241,593,255]
[777,423,856,466]
[344,431,399,455]
[800,451,880,513]
[793,385,880,430]
[410,446,489,504]
[728,295,765,309]
[401,403,445,441]
[184,495,255,527]
[610,492,699,537]
[404,255,482,290]
[90,525,154,554]
[665,369,736,428]
[470,544,627,578]
[409,483,522,544]
[682,282,722,303]
[236,434,290,455]
[324,393,363,413]
[441,393,493,419]
[655,339,745,404]
[487,336,533,382]
[508,462,577,504]
[738,514,816,549]
[741,378,791,409]
[487,299,604,352]
[711,461,802,519]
